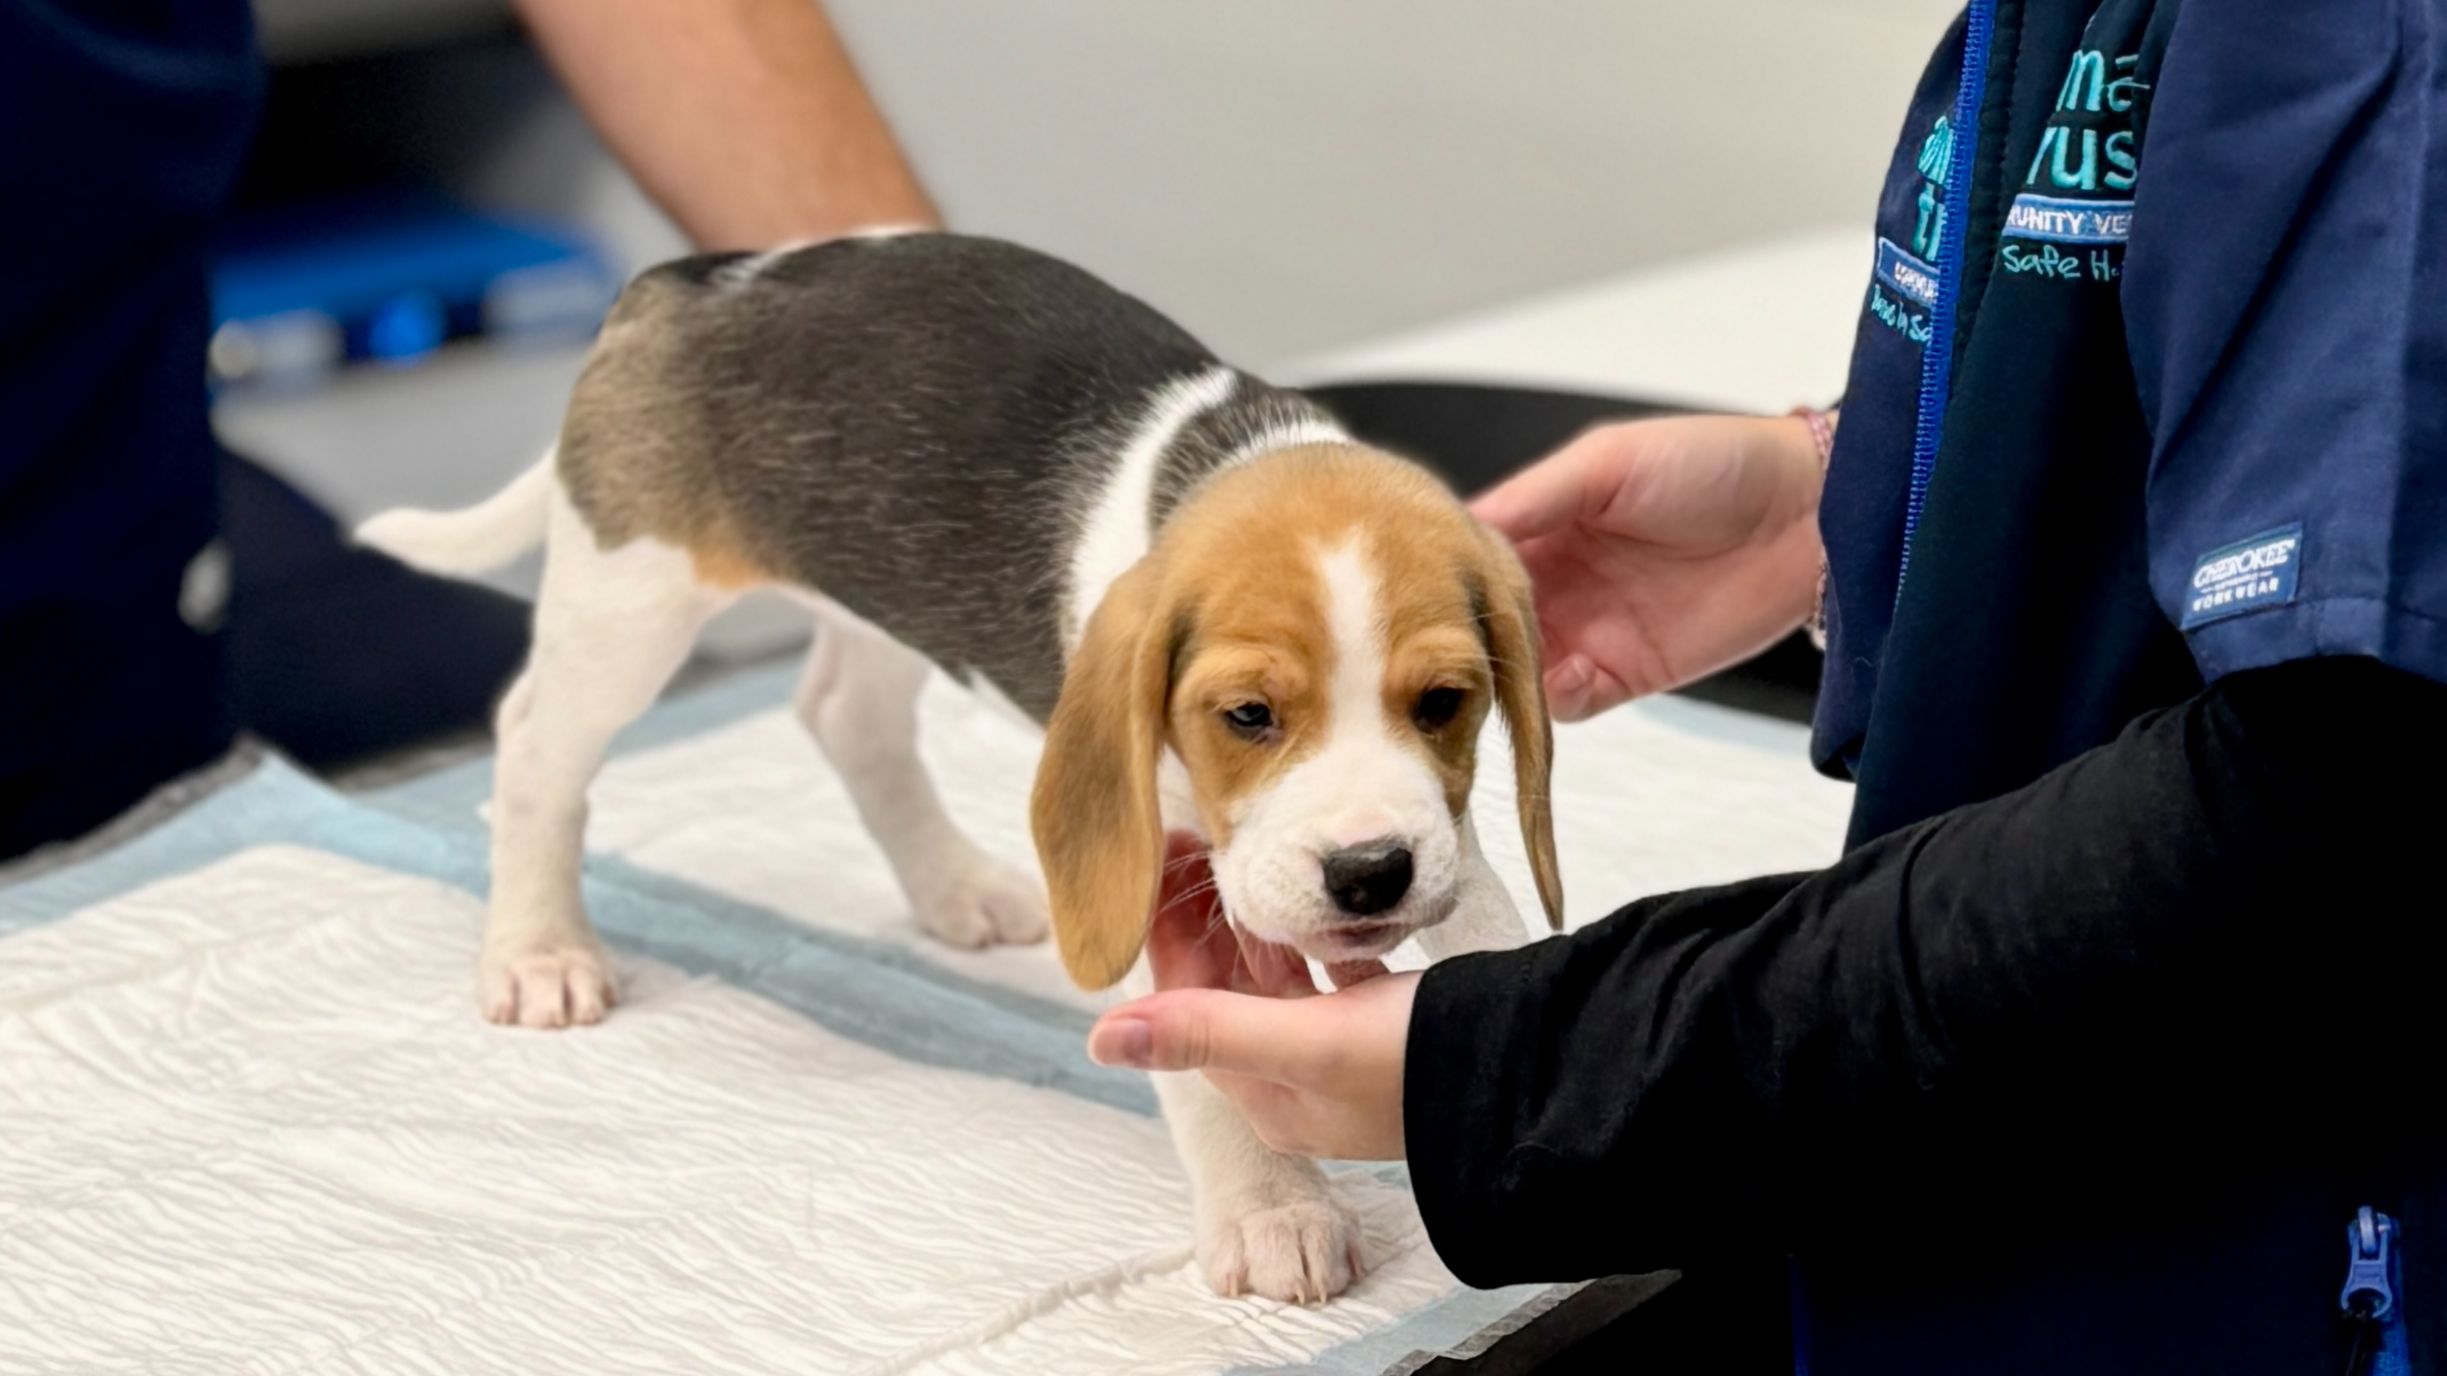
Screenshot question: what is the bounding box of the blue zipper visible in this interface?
[1898,0,1999,600]
[2342,1207,2413,1376]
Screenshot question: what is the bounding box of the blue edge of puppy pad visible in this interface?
[0,662,1552,1375]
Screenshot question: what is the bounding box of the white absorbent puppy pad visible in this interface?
[1,661,1850,1374]
[0,765,1507,1375]
[372,661,1855,1367]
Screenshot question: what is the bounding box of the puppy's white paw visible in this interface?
[480,939,616,1029]
[914,858,1050,949]
[1199,1194,1365,1304]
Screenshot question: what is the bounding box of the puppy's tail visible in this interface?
[355,452,554,578]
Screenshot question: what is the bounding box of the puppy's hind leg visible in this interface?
[793,603,1049,948]
[483,492,723,1027]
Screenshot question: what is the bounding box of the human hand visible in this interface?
[1089,837,1413,1160]
[1471,414,1825,719]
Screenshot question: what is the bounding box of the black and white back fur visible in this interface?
[557,233,1345,720]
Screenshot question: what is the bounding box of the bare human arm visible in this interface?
[512,0,940,250]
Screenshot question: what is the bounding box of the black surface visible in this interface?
[1503,1263,1796,1376]
[221,448,531,768]
[1380,1264,1790,1376]
[1408,1275,1673,1375]
[1307,381,1824,725]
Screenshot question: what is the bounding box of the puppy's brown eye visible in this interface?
[1222,702,1276,739]
[1413,687,1466,731]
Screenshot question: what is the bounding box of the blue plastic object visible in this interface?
[208,190,619,387]
[362,290,447,364]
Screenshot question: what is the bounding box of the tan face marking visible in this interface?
[1156,448,1494,846]
[1383,623,1496,819]
[1169,635,1323,851]
[1150,448,1538,955]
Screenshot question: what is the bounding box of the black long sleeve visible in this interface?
[1404,657,2447,1285]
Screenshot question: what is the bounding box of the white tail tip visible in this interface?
[354,454,554,578]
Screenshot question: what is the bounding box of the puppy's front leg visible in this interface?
[1153,1066,1363,1303]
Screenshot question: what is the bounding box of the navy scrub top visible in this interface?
[1,0,260,851]
[1813,0,2447,849]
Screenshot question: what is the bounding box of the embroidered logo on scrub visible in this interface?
[1875,238,1941,309]
[1868,115,1954,346]
[2183,524,2304,628]
[2002,45,2152,283]
[2004,196,2133,245]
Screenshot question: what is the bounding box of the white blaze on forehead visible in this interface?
[1317,537,1387,746]
[1215,531,1464,946]
[1295,536,1409,848]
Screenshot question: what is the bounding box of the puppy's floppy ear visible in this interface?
[1032,559,1177,989]
[1474,530,1564,931]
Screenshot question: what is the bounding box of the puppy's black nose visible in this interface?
[1322,841,1413,916]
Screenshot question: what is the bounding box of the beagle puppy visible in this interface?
[358,231,1561,1304]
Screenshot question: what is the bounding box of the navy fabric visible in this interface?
[0,5,536,855]
[1809,13,1968,785]
[1811,0,2447,849]
[0,1,261,852]
[1831,0,2207,849]
[2124,0,2447,684]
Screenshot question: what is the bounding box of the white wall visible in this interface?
[830,0,1960,361]
[467,0,1961,365]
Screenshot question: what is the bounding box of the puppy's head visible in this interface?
[1032,444,1561,990]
